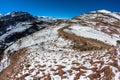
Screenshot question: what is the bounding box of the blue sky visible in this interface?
[0,0,120,18]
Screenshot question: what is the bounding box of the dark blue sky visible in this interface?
[0,0,120,18]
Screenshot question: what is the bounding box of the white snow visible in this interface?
[0,14,120,80]
[115,73,120,80]
[64,25,120,46]
[14,45,92,80]
[0,22,31,41]
[1,23,102,80]
[37,16,58,21]
[13,43,120,80]
[97,10,111,14]
[0,23,68,73]
[25,76,33,80]
[110,13,120,20]
[0,14,3,17]
[0,57,10,72]
[4,23,67,53]
[97,10,120,20]
[5,12,11,16]
[0,22,31,72]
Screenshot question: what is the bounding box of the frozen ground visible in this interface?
[0,23,120,80]
[0,10,120,80]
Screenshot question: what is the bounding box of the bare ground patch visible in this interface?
[0,48,29,80]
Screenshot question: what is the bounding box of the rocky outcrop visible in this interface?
[0,12,35,31]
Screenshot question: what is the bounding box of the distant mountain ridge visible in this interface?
[0,11,62,57]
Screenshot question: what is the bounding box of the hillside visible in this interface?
[0,10,120,80]
[0,12,61,60]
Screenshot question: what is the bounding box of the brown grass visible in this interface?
[0,48,28,80]
[44,73,51,80]
[87,72,100,80]
[58,26,110,51]
[74,72,83,80]
[101,66,115,80]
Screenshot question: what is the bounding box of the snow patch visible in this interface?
[97,10,120,20]
[64,25,120,46]
[97,10,111,14]
[0,22,31,41]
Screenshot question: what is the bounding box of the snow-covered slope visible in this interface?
[0,12,60,60]
[64,25,119,46]
[0,10,120,80]
[97,10,120,20]
[0,22,31,41]
[1,22,120,80]
[72,10,120,45]
[0,14,2,17]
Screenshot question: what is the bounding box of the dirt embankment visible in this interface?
[0,48,28,80]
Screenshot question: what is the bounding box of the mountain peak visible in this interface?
[97,9,111,13]
[90,9,111,14]
[5,11,30,15]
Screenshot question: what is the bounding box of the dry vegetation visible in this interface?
[0,48,28,80]
[0,46,119,80]
[58,25,110,51]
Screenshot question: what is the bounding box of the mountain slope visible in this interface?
[0,10,120,80]
[0,12,61,60]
